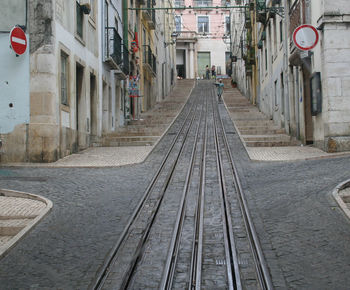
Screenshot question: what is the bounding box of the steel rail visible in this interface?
[188,89,209,290]
[159,96,205,290]
[120,97,203,289]
[216,94,274,290]
[91,93,199,290]
[211,90,242,290]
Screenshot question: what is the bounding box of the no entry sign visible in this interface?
[293,24,319,51]
[9,26,27,55]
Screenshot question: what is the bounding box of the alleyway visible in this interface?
[0,81,350,289]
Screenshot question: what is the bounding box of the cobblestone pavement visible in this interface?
[0,82,349,289]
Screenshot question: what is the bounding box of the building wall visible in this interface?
[313,1,350,151]
[175,0,230,78]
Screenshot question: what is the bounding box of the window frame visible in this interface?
[197,15,209,33]
[175,15,182,32]
[76,0,85,41]
[60,52,69,106]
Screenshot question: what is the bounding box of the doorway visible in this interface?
[90,73,97,137]
[197,52,210,79]
[76,63,84,149]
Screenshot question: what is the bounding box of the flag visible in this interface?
[134,25,139,49]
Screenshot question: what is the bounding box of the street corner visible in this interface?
[0,188,53,259]
[332,180,350,221]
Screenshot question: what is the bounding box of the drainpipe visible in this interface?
[283,0,290,133]
[123,0,128,48]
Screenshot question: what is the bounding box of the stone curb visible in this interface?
[0,189,53,259]
[332,180,350,221]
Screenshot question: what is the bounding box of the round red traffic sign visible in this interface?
[9,26,27,55]
[293,24,319,51]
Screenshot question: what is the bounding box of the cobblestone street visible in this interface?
[0,82,350,289]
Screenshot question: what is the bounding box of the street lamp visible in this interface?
[164,32,178,47]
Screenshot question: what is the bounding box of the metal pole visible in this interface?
[128,5,247,10]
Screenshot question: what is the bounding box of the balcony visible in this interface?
[176,31,198,42]
[104,27,129,77]
[194,0,212,8]
[143,45,157,76]
[142,0,156,30]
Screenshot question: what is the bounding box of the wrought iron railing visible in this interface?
[143,45,156,74]
[145,0,156,25]
[105,27,129,74]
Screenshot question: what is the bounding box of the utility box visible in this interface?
[310,72,322,116]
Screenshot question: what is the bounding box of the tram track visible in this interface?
[91,81,273,290]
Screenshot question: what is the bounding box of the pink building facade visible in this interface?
[175,0,231,79]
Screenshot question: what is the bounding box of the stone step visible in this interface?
[242,134,292,142]
[105,131,160,137]
[232,115,270,121]
[234,120,274,126]
[103,136,159,144]
[228,109,261,114]
[245,140,296,147]
[103,140,156,147]
[239,128,286,135]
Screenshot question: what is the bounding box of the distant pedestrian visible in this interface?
[206,65,210,79]
[211,65,216,80]
[215,79,224,103]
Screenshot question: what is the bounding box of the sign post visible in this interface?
[9,26,27,55]
[293,24,319,51]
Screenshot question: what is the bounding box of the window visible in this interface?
[61,53,68,105]
[274,80,278,106]
[198,16,209,33]
[76,1,84,38]
[279,20,283,43]
[225,16,230,33]
[175,15,181,32]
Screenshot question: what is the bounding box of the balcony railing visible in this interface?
[143,45,157,75]
[194,0,212,7]
[142,0,156,29]
[176,31,198,41]
[105,27,129,75]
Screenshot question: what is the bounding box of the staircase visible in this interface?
[101,79,194,147]
[222,81,300,147]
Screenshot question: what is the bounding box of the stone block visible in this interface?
[30,92,56,116]
[326,110,350,123]
[29,123,59,138]
[325,62,350,78]
[328,97,350,111]
[342,78,350,96]
[36,53,56,74]
[326,136,350,153]
[324,1,350,15]
[27,123,60,162]
[324,30,350,49]
[324,48,350,63]
[324,78,342,98]
[325,122,350,136]
[30,73,57,93]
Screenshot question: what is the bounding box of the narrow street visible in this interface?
[1,81,350,289]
